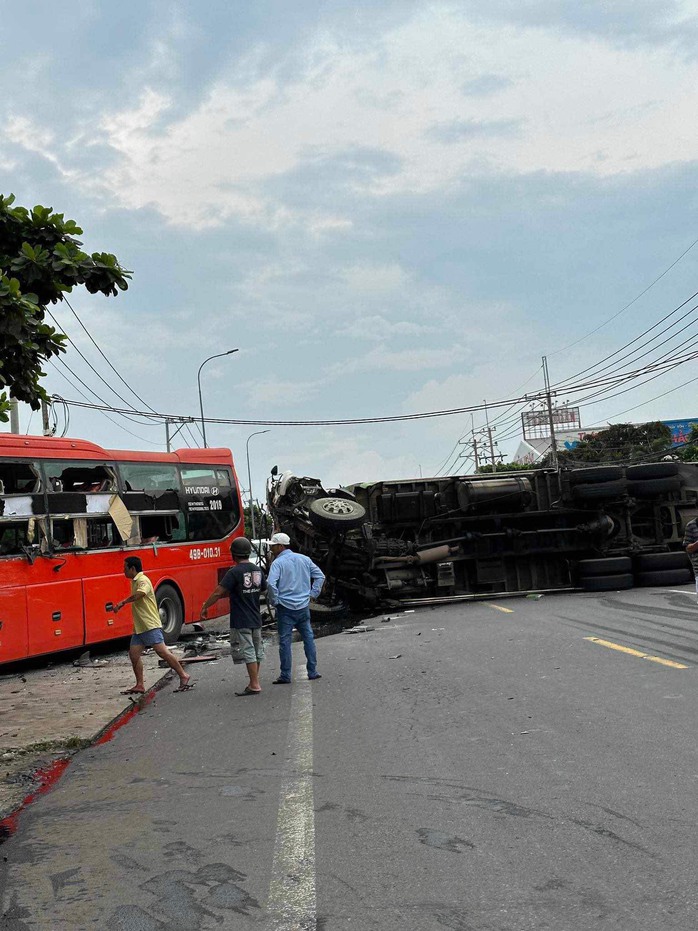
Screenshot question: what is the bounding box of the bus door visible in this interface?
[0,585,28,663]
[83,574,132,642]
[26,577,85,657]
[26,516,86,656]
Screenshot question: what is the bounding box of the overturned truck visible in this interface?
[268,461,698,611]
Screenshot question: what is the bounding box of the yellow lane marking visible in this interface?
[584,637,687,669]
[487,603,514,614]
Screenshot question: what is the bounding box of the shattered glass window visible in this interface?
[44,461,116,493]
[0,461,41,495]
[119,464,180,492]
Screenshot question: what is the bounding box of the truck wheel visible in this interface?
[577,557,632,577]
[568,466,623,485]
[572,480,627,501]
[580,573,634,591]
[309,601,350,623]
[627,477,682,497]
[308,497,366,530]
[626,462,679,480]
[635,568,693,587]
[156,584,184,644]
[633,552,690,571]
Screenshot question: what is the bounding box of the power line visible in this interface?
[48,361,162,446]
[45,308,158,419]
[51,346,698,428]
[58,298,201,448]
[62,297,160,415]
[548,236,698,358]
[552,290,698,391]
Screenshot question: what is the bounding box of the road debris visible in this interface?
[389,654,402,659]
[72,651,108,668]
[343,625,376,635]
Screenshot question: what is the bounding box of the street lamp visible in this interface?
[246,429,270,543]
[197,349,238,447]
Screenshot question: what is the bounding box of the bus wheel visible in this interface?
[156,584,184,644]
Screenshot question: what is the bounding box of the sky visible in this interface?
[2,0,698,500]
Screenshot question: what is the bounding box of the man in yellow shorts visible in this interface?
[113,556,192,694]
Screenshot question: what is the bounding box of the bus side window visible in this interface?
[140,512,185,544]
[0,462,41,494]
[51,519,75,549]
[0,520,33,556]
[86,518,120,549]
[44,463,117,494]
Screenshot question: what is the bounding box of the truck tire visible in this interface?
[309,600,350,623]
[580,573,634,591]
[568,466,623,485]
[635,568,693,587]
[577,557,632,577]
[627,477,682,497]
[633,552,690,571]
[626,462,679,480]
[572,479,627,501]
[308,497,367,530]
[156,583,184,644]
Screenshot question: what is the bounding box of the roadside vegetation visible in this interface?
[0,193,130,421]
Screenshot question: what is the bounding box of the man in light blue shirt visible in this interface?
[267,532,325,683]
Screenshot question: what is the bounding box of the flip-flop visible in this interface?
[173,682,195,693]
[120,688,145,695]
[235,687,261,696]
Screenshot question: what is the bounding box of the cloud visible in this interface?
[336,315,437,341]
[427,118,522,144]
[326,345,469,378]
[462,74,513,96]
[340,261,409,293]
[243,379,322,407]
[77,5,698,230]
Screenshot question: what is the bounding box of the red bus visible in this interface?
[0,434,244,663]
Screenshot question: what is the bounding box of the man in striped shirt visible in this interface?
[683,517,698,602]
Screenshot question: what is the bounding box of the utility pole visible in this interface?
[165,417,196,453]
[470,413,480,471]
[41,400,51,436]
[484,400,496,472]
[9,398,19,434]
[542,356,559,470]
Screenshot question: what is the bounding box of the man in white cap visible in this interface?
[267,532,325,683]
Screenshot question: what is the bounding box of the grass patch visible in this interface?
[18,736,91,755]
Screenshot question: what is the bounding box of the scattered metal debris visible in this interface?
[72,651,108,668]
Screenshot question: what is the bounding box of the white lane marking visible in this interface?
[267,679,316,930]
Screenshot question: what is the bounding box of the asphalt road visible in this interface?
[2,584,698,930]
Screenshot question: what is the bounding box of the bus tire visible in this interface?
[308,497,366,530]
[626,462,679,480]
[627,477,682,497]
[568,466,623,485]
[633,552,690,571]
[580,573,634,591]
[635,568,693,587]
[577,557,632,577]
[156,584,184,644]
[572,479,627,501]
